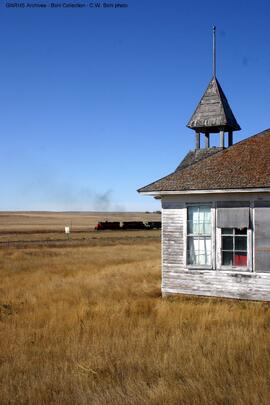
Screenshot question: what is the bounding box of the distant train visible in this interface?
[94,221,161,231]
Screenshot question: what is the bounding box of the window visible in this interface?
[221,228,247,267]
[187,205,211,266]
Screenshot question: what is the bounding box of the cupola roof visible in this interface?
[187,76,241,133]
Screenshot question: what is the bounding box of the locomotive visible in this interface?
[94,221,161,231]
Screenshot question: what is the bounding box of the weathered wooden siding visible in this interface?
[161,203,183,292]
[162,270,270,301]
[254,205,270,273]
[162,203,184,266]
[161,193,270,301]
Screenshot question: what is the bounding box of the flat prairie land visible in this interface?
[0,211,161,232]
[0,213,270,404]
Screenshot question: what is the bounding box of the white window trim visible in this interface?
[216,227,253,272]
[184,203,253,272]
[185,203,215,270]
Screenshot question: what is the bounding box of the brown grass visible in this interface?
[0,229,270,404]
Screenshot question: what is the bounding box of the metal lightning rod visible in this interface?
[213,25,216,77]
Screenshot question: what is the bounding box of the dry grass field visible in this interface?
[0,213,270,404]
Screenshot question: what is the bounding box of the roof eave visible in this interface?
[139,187,270,196]
[186,123,241,132]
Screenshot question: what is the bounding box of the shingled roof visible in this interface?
[138,129,270,193]
[175,147,223,171]
[187,76,241,133]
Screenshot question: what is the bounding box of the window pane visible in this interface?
[201,206,211,235]
[235,228,247,235]
[221,227,248,268]
[222,251,233,266]
[203,237,212,265]
[187,236,196,264]
[188,207,199,234]
[203,221,211,235]
[234,252,247,267]
[187,220,193,234]
[235,236,247,251]
[187,206,211,235]
[187,206,196,220]
[187,236,211,265]
[222,228,233,235]
[222,236,233,250]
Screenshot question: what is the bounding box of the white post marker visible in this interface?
[65,226,70,239]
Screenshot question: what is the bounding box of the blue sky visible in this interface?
[0,0,270,211]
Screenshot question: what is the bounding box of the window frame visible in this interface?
[216,227,252,272]
[185,203,214,270]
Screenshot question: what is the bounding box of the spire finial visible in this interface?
[213,25,216,77]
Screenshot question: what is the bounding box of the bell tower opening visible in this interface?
[187,26,241,150]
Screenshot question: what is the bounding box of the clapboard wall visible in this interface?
[161,193,270,301]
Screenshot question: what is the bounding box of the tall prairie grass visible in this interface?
[0,234,269,404]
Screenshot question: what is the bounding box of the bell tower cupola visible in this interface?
[187,26,241,149]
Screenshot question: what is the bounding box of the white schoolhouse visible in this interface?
[138,31,270,301]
